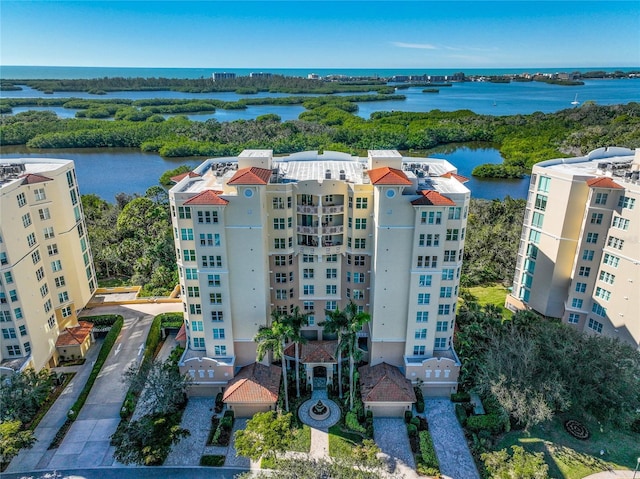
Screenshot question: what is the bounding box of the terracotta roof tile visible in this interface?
[223,362,281,404]
[368,167,412,186]
[586,177,623,189]
[411,190,456,206]
[55,321,94,347]
[183,190,229,206]
[228,167,272,185]
[441,172,470,183]
[284,340,338,363]
[176,324,187,342]
[170,171,201,183]
[20,173,53,185]
[359,362,417,403]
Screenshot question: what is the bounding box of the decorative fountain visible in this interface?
[309,399,330,420]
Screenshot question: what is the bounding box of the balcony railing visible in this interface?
[322,225,344,235]
[322,205,344,214]
[297,225,318,235]
[297,205,318,214]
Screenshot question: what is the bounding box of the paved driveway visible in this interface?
[423,399,480,479]
[374,417,419,478]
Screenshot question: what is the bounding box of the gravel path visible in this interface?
[423,399,480,479]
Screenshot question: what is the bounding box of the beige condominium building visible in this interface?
[0,159,97,373]
[507,147,640,348]
[170,149,470,411]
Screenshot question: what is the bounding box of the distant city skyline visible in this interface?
[1,1,638,69]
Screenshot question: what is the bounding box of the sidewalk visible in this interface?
[6,341,103,472]
[582,471,638,479]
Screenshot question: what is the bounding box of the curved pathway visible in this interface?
[297,389,340,459]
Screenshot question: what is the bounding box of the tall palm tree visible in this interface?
[344,301,371,410]
[255,314,294,412]
[282,306,310,398]
[319,306,349,398]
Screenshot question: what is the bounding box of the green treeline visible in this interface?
[1,102,639,175]
[1,75,393,94]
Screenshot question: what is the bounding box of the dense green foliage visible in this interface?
[482,445,549,479]
[68,316,124,420]
[82,314,120,328]
[455,303,640,430]
[2,75,392,94]
[416,430,440,477]
[0,421,36,467]
[2,102,638,171]
[0,369,53,425]
[462,198,526,286]
[234,411,296,460]
[82,188,176,295]
[157,312,184,329]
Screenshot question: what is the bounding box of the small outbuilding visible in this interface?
[359,362,416,417]
[55,321,94,363]
[222,362,281,417]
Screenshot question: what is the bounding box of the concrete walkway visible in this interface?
[423,398,480,479]
[7,303,181,473]
[298,389,338,458]
[6,340,103,472]
[582,471,638,479]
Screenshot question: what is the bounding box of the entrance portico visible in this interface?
[285,340,338,391]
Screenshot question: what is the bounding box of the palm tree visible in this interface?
[319,306,349,398]
[282,306,310,398]
[255,314,294,412]
[344,301,371,410]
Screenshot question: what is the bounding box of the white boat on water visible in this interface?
[571,94,580,106]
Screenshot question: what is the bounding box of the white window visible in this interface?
[417,293,430,305]
[34,188,46,201]
[214,345,227,356]
[568,313,580,324]
[303,268,314,279]
[27,233,36,247]
[416,311,429,322]
[594,192,608,205]
[212,328,225,339]
[419,275,432,287]
[618,196,635,209]
[211,311,223,322]
[612,217,629,231]
[22,213,32,228]
[17,193,26,207]
[587,318,603,333]
[415,329,427,339]
[434,338,448,349]
[47,244,59,256]
[326,268,337,279]
[303,285,314,295]
[585,232,599,244]
[326,285,337,295]
[413,345,425,356]
[39,208,51,220]
[51,260,62,272]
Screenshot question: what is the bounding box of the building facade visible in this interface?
[506,147,640,348]
[0,159,97,373]
[170,150,470,399]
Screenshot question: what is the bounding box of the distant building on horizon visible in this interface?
[169,149,470,415]
[0,159,97,373]
[212,72,237,82]
[506,147,640,348]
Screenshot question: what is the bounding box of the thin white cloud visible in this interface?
[392,42,438,50]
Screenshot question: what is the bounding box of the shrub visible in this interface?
[200,455,225,467]
[416,430,440,477]
[214,393,224,413]
[410,417,420,428]
[345,411,366,433]
[451,392,471,403]
[366,410,373,420]
[631,416,640,434]
[416,399,425,413]
[407,424,418,436]
[409,433,419,453]
[417,416,429,431]
[405,410,413,424]
[455,403,468,426]
[466,413,506,434]
[157,312,184,329]
[83,314,119,328]
[206,417,220,445]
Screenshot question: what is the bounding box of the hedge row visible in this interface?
[156,312,184,329]
[67,316,124,419]
[82,314,120,328]
[416,430,440,477]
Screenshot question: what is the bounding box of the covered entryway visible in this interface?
[285,340,337,391]
[313,365,328,390]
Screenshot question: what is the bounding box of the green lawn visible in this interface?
[466,283,513,319]
[328,425,366,459]
[289,425,311,453]
[496,414,639,479]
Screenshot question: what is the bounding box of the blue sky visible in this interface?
[1,1,638,68]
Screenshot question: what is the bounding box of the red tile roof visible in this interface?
[368,167,413,186]
[411,190,456,206]
[228,167,272,185]
[176,324,187,342]
[20,173,53,185]
[183,190,229,206]
[586,177,623,189]
[284,340,338,363]
[359,362,417,403]
[440,172,470,183]
[170,171,201,183]
[223,362,281,404]
[55,321,94,347]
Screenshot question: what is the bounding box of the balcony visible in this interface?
[297,205,318,214]
[322,225,344,235]
[322,204,344,214]
[297,225,319,235]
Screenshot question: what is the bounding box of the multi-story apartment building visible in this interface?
[0,159,97,372]
[170,149,470,402]
[507,147,640,348]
